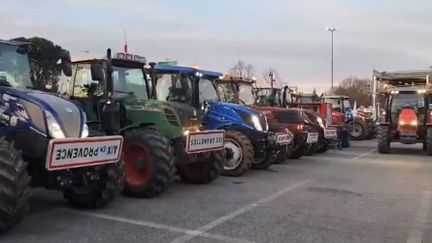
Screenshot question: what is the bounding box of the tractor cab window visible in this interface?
[343,99,352,110]
[72,64,103,98]
[112,66,148,99]
[325,98,341,112]
[238,84,255,105]
[155,73,192,103]
[198,78,219,109]
[0,44,32,88]
[390,92,425,123]
[217,82,235,102]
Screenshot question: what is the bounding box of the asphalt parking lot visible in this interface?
[2,140,432,243]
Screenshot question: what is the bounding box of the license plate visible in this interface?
[324,128,337,139]
[185,130,225,154]
[46,136,123,171]
[306,133,319,143]
[276,132,292,145]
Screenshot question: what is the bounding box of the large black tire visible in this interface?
[252,156,274,170]
[122,129,175,198]
[273,145,290,164]
[63,160,125,208]
[351,121,367,140]
[316,143,329,153]
[0,138,30,232]
[304,144,316,156]
[377,125,390,154]
[177,151,223,184]
[291,145,306,159]
[222,130,253,176]
[426,127,432,155]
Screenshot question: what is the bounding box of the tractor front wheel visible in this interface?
[377,125,390,154]
[0,138,30,232]
[63,160,125,208]
[177,151,223,184]
[222,130,253,176]
[426,127,432,155]
[123,129,175,198]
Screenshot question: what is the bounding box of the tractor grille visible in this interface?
[164,109,179,127]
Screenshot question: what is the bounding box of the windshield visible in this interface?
[199,78,219,108]
[217,82,235,102]
[343,99,352,109]
[112,66,148,99]
[238,83,255,105]
[0,44,32,88]
[155,73,192,103]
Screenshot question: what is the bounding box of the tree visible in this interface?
[262,68,281,87]
[227,60,254,79]
[10,37,68,91]
[333,77,372,106]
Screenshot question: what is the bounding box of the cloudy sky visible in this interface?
[2,0,432,92]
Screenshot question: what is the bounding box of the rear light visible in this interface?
[296,124,304,130]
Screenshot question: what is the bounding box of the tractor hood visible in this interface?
[1,87,84,137]
[136,99,201,128]
[205,101,268,131]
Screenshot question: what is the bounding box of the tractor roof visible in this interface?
[0,39,31,46]
[155,65,223,78]
[374,69,432,83]
[323,95,350,99]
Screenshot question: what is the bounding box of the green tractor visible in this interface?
[59,50,224,197]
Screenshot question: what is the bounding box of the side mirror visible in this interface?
[90,63,104,81]
[60,50,72,77]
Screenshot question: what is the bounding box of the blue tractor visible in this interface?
[0,40,124,231]
[152,65,282,176]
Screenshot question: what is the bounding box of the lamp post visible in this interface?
[327,27,337,95]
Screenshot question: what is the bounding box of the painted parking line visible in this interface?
[58,208,253,243]
[171,180,311,243]
[407,191,432,243]
[351,149,376,160]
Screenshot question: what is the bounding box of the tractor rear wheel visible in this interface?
[426,127,432,155]
[291,145,306,159]
[351,121,367,140]
[63,160,125,208]
[123,129,175,198]
[0,138,30,232]
[377,125,390,154]
[222,130,253,176]
[177,151,223,184]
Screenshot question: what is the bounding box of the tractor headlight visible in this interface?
[45,111,65,139]
[82,123,89,138]
[252,115,263,131]
[410,120,418,126]
[399,120,405,125]
[317,117,325,128]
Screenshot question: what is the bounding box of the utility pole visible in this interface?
[327,27,337,95]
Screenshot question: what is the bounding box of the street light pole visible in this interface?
[327,27,337,95]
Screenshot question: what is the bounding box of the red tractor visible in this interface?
[373,70,432,154]
[288,92,339,152]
